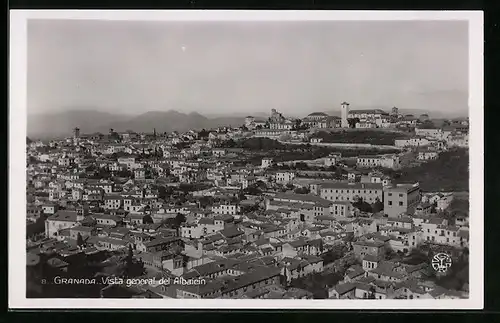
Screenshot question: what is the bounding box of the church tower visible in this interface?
[341,102,350,128]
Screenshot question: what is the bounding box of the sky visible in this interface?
[27,19,469,117]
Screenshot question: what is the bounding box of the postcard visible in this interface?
[9,9,483,309]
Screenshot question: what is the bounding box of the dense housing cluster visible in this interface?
[26,106,469,299]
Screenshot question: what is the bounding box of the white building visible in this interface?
[320,182,383,204]
[181,218,225,239]
[261,158,273,169]
[329,201,354,217]
[211,204,240,215]
[348,109,390,122]
[275,171,296,184]
[383,183,421,218]
[355,122,377,129]
[270,120,294,130]
[302,112,337,129]
[356,155,401,170]
[45,210,84,238]
[324,153,341,167]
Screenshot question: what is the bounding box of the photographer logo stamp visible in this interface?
[431,253,453,273]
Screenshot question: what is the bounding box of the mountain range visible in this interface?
[28,107,468,139]
[27,110,246,139]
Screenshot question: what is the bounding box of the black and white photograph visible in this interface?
[9,10,483,309]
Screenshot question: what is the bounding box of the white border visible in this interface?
[9,10,484,310]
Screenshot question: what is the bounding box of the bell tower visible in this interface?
[341,102,350,128]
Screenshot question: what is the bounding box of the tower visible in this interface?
[73,127,80,139]
[341,102,350,128]
[391,107,399,116]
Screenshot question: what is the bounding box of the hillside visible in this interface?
[394,148,469,192]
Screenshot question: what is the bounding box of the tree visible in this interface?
[143,214,154,224]
[294,186,310,194]
[347,118,360,128]
[430,201,438,214]
[198,196,214,208]
[371,198,384,213]
[77,232,84,248]
[353,198,373,213]
[280,269,289,286]
[292,119,302,130]
[243,185,262,196]
[174,213,186,228]
[384,248,397,260]
[295,162,309,170]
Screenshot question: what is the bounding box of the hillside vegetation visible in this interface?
[393,148,469,192]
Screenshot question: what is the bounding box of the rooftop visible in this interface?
[47,210,79,222]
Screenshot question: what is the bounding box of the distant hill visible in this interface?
[27,109,245,138]
[106,110,244,133]
[27,110,131,138]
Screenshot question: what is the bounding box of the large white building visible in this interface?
[211,203,240,215]
[348,109,390,122]
[45,210,85,238]
[356,154,401,170]
[394,137,431,148]
[270,120,294,130]
[319,182,384,204]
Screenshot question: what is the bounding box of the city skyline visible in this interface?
[28,19,469,117]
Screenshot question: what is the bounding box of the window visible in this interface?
[399,202,403,206]
[399,194,403,197]
[388,201,392,206]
